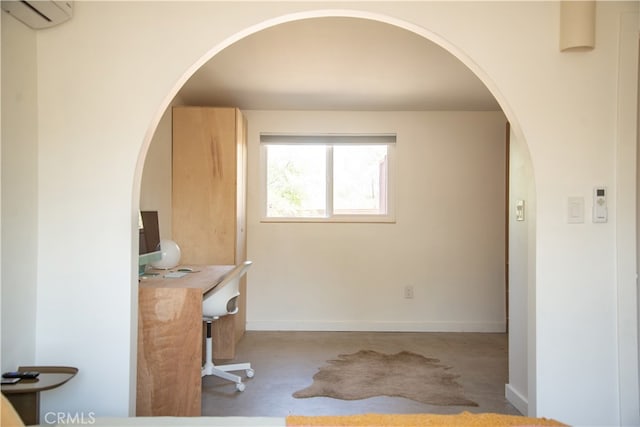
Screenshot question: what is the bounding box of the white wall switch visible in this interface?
[404,285,414,299]
[567,197,584,224]
[515,200,525,221]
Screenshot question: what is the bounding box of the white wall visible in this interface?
[1,12,38,372]
[506,127,536,415]
[615,12,640,425]
[141,109,507,331]
[637,6,640,415]
[245,110,506,332]
[140,106,173,239]
[0,1,637,425]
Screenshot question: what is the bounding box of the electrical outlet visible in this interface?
[404,285,414,299]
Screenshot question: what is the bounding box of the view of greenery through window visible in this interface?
[266,145,327,217]
[266,144,388,218]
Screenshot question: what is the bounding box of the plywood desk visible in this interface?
[136,265,234,417]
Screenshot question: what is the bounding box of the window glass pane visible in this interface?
[266,145,327,217]
[333,145,388,215]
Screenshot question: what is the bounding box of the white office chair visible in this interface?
[201,260,254,391]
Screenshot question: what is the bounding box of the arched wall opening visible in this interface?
[132,9,537,416]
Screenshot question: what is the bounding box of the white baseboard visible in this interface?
[246,320,506,333]
[505,383,528,415]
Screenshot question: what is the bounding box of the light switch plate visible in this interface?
[568,197,584,224]
[515,200,525,221]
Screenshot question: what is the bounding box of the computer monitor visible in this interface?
[138,211,162,275]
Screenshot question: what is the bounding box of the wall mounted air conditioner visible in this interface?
[1,1,73,29]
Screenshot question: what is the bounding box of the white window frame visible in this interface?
[260,133,396,223]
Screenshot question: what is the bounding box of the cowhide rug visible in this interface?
[293,349,478,406]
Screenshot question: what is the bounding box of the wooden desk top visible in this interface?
[138,264,235,293]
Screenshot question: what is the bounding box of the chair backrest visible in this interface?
[202,261,252,319]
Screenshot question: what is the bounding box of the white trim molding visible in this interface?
[506,383,528,415]
[246,320,506,333]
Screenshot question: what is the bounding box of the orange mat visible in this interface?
[286,411,568,427]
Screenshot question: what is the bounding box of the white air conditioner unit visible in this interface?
[1,0,73,29]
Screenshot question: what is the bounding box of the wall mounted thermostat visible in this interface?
[592,186,607,223]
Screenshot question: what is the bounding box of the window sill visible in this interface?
[260,215,396,224]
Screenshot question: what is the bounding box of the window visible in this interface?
[261,134,395,222]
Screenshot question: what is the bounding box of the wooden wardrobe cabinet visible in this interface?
[172,106,248,359]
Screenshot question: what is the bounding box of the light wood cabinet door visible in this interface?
[172,106,247,358]
[172,107,238,265]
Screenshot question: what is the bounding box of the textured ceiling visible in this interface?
[178,17,501,111]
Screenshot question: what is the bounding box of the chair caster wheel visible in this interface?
[246,369,255,378]
[236,382,246,392]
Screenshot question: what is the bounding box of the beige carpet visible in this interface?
[293,350,478,407]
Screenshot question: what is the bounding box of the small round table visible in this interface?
[1,366,78,426]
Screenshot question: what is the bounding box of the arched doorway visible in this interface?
[134,10,536,416]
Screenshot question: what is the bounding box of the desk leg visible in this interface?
[5,392,39,425]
